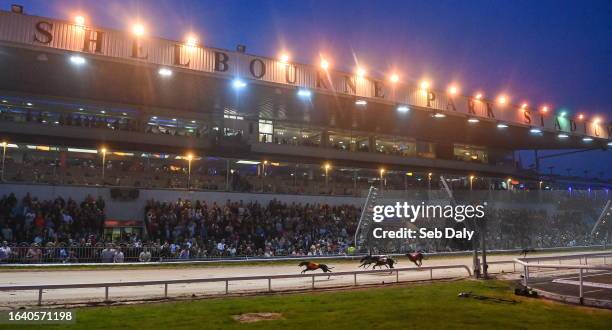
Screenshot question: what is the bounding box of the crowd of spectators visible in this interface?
[0,193,105,245]
[0,191,607,264]
[144,199,360,258]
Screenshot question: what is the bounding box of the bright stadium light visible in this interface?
[158,68,173,76]
[74,15,85,26]
[558,133,569,139]
[521,103,528,109]
[419,80,430,90]
[582,137,593,142]
[132,23,145,36]
[320,58,330,70]
[232,78,247,89]
[26,102,33,106]
[577,113,585,120]
[297,89,312,98]
[474,93,483,100]
[397,105,409,112]
[355,100,367,106]
[541,106,549,114]
[70,55,86,65]
[559,111,567,117]
[448,85,459,95]
[468,117,480,123]
[433,113,446,118]
[279,52,290,64]
[497,95,507,105]
[390,73,400,83]
[356,67,366,77]
[185,34,198,46]
[593,117,601,124]
[497,123,508,128]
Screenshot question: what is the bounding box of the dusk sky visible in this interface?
[2,0,611,179]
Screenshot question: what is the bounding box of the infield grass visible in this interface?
[3,280,611,329]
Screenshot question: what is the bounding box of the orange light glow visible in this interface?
[279,52,290,63]
[475,93,483,100]
[356,67,366,77]
[420,80,430,90]
[448,85,459,95]
[497,95,507,105]
[390,73,399,83]
[132,23,145,36]
[578,113,584,120]
[74,15,85,26]
[320,59,330,70]
[185,34,198,46]
[541,106,549,113]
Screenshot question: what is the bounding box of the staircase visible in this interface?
[354,186,379,252]
[590,200,611,243]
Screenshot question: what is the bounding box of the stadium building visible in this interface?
[0,7,610,242]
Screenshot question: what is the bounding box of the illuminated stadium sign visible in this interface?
[0,10,610,139]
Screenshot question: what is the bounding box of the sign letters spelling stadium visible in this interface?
[0,10,610,140]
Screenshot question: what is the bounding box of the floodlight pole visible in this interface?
[480,217,488,279]
[101,150,106,184]
[1,142,6,181]
[187,158,192,190]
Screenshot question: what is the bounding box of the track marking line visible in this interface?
[555,271,612,281]
[584,289,604,293]
[552,279,612,290]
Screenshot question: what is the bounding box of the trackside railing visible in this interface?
[0,264,471,306]
[2,245,609,267]
[514,253,612,304]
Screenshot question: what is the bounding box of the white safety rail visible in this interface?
[0,264,471,306]
[514,252,612,303]
[1,245,608,267]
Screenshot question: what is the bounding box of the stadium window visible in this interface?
[259,120,273,143]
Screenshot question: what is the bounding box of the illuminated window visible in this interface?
[259,120,273,143]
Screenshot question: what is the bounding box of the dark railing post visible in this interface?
[579,269,584,304]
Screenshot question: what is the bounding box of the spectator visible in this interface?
[101,244,115,263]
[138,249,152,262]
[0,241,11,262]
[113,248,124,263]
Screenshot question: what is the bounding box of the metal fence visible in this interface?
[515,252,612,304]
[1,245,607,266]
[0,264,472,306]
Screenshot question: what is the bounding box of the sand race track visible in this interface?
[0,250,608,307]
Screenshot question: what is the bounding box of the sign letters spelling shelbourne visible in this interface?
[0,10,610,139]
